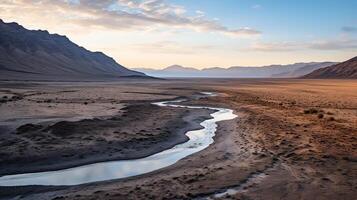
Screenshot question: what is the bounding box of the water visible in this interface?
[0,93,237,186]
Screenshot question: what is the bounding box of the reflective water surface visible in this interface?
[0,94,237,186]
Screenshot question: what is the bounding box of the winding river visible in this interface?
[0,93,237,186]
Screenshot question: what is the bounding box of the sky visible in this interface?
[0,0,356,69]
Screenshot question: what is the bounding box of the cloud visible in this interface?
[0,0,261,37]
[251,38,357,52]
[251,41,303,51]
[252,4,262,9]
[309,39,357,50]
[195,10,205,17]
[342,26,357,33]
[131,40,220,54]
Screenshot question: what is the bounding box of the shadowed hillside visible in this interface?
[0,19,146,81]
[303,56,357,79]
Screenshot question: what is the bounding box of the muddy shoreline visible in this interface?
[0,102,214,176]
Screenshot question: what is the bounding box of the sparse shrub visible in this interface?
[317,113,324,119]
[2,96,7,99]
[84,101,88,105]
[304,108,318,114]
[311,109,319,114]
[327,112,334,115]
[328,117,335,121]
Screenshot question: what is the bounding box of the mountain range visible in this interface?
[133,62,336,78]
[1,19,355,80]
[0,19,146,81]
[303,56,357,79]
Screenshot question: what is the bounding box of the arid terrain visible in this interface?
[0,79,356,200]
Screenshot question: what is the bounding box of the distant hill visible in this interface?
[303,57,357,79]
[134,65,200,77]
[273,62,337,77]
[134,62,336,78]
[0,19,146,81]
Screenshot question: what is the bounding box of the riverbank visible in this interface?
[0,82,214,176]
[0,79,356,200]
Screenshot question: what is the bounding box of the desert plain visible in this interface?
[0,78,356,200]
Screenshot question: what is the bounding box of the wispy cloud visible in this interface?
[251,41,303,51]
[342,26,357,33]
[252,4,262,9]
[0,0,261,37]
[309,38,357,50]
[251,37,357,52]
[131,40,220,54]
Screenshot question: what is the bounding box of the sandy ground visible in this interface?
[0,79,356,200]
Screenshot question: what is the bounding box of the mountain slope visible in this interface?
[0,19,146,81]
[134,62,336,78]
[273,62,337,77]
[303,57,357,79]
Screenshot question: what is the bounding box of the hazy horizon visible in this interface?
[130,61,339,70]
[1,0,356,69]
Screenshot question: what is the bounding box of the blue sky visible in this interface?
[0,0,356,68]
[174,0,357,39]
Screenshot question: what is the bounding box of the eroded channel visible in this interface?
[0,93,237,186]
